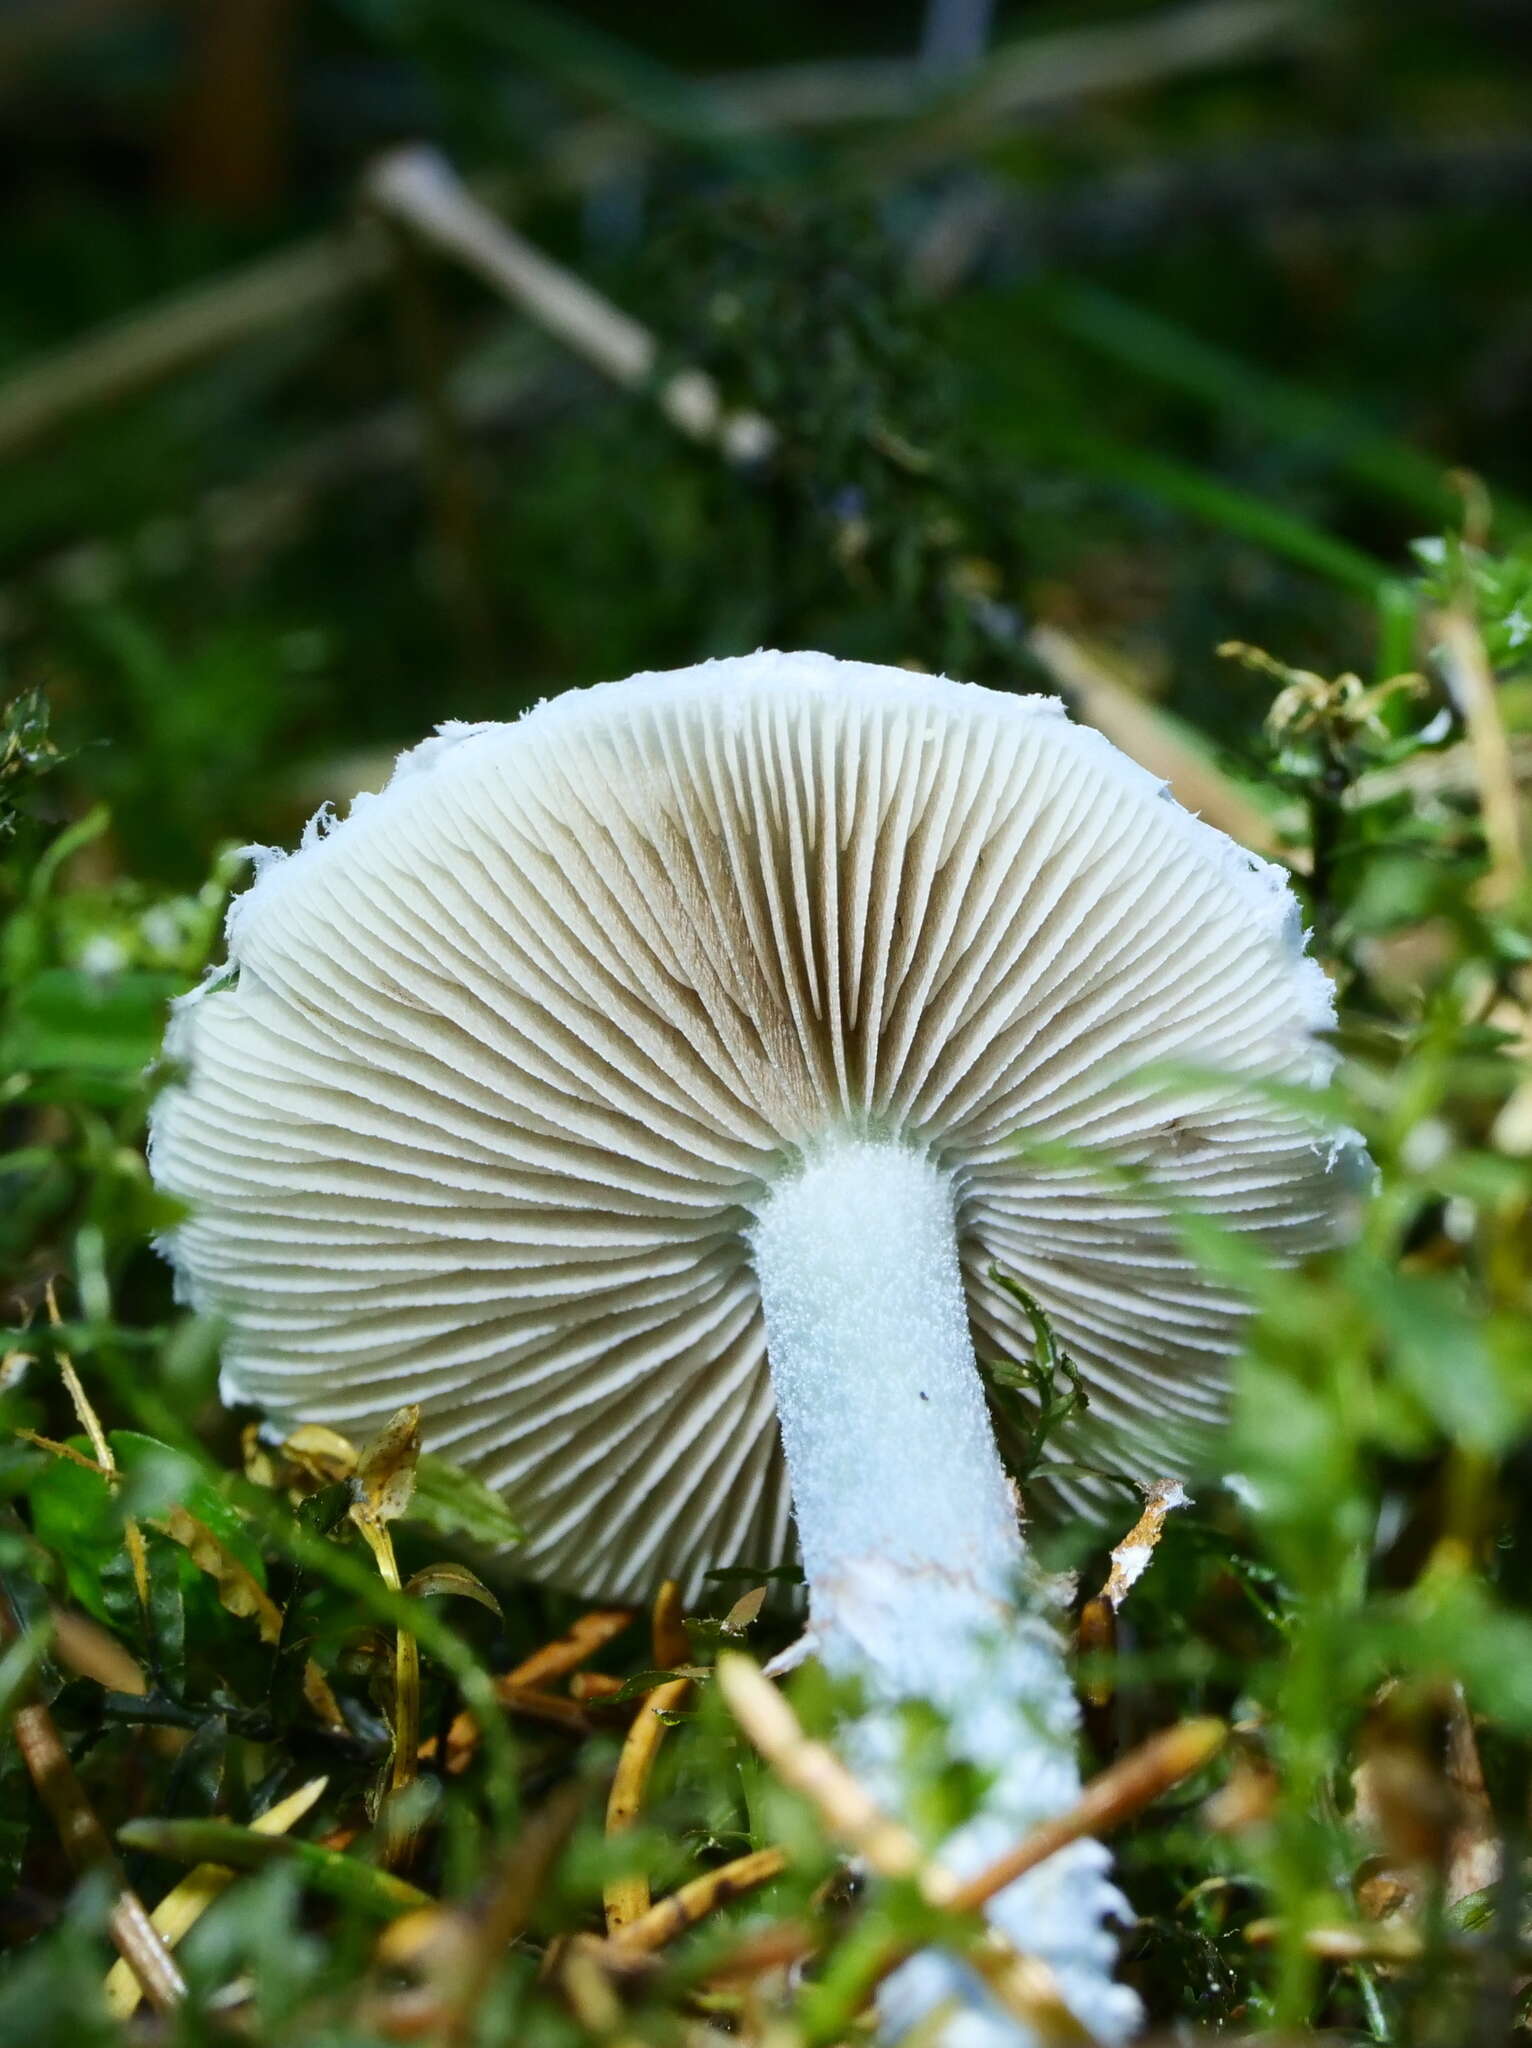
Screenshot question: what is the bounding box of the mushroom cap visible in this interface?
[152,651,1354,1601]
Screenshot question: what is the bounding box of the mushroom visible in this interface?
[151,651,1356,2043]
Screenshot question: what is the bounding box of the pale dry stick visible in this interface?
[363,146,776,466]
[1026,626,1288,858]
[0,233,383,463]
[0,5,1306,467]
[103,1776,329,2018]
[604,1676,693,1932]
[358,150,1277,871]
[1430,607,1526,905]
[0,1594,185,2013]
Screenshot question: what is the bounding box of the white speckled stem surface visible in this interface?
[750,1140,1140,2047]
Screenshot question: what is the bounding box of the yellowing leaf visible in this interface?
[355,1406,421,1523]
[156,1506,284,1644]
[241,1422,279,1488]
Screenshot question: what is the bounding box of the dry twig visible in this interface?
[425,1608,633,1770]
[365,147,775,466]
[947,1717,1227,1915]
[606,1847,789,1957]
[358,147,1279,867]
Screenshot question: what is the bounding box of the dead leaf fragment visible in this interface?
[1101,1478,1190,1611]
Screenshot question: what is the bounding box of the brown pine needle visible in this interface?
[426,1683,594,1768]
[603,1676,692,1932]
[501,1686,595,1733]
[508,1607,636,1692]
[607,1847,789,1957]
[947,1717,1228,1915]
[651,1578,689,1670]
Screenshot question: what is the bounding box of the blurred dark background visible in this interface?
[5,0,1532,883]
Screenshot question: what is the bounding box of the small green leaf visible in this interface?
[1,968,181,1074]
[404,1453,523,1547]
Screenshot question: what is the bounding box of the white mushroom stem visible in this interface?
[750,1139,1139,2047]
